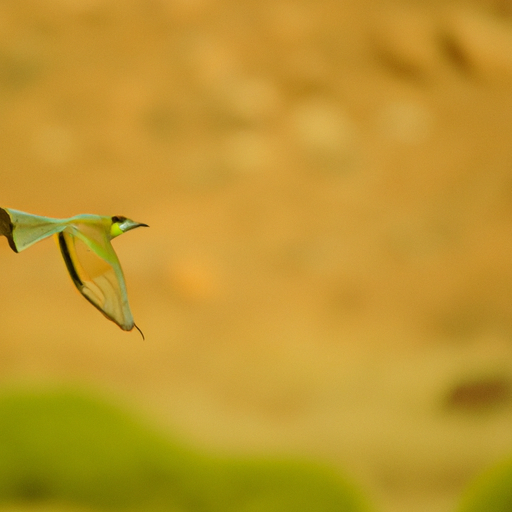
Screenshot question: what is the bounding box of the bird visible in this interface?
[0,207,148,338]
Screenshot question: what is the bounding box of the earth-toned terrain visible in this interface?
[1,1,512,511]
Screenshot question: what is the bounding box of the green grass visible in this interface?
[0,387,369,512]
[457,457,512,512]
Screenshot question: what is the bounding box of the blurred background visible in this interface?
[1,0,512,511]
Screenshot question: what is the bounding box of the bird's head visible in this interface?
[110,216,149,238]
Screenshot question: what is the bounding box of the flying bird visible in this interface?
[0,207,148,337]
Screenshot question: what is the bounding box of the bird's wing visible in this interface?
[0,208,66,252]
[56,224,135,331]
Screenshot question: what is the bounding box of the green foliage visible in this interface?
[457,458,512,512]
[0,387,369,512]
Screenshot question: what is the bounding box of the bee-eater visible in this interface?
[0,207,148,337]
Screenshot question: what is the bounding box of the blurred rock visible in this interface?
[444,375,512,412]
[0,46,43,92]
[442,6,512,82]
[371,6,440,78]
[289,97,356,172]
[377,99,432,144]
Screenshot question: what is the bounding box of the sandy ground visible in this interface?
[1,1,512,511]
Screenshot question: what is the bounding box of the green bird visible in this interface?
[0,207,148,337]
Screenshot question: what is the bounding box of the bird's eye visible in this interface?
[111,215,126,224]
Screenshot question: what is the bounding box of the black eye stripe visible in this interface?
[111,216,126,223]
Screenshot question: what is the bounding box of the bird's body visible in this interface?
[0,207,147,336]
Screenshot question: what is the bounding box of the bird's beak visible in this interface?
[121,219,149,232]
